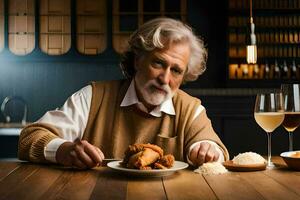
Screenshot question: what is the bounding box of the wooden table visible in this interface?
[0,157,299,200]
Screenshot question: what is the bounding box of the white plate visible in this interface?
[107,161,189,177]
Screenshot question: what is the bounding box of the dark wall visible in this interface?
[185,0,228,89]
[0,0,228,122]
[0,60,122,121]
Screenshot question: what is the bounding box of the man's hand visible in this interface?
[189,142,220,167]
[56,139,105,169]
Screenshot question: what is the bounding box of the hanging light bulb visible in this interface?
[246,0,257,64]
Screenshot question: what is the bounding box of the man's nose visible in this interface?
[158,69,171,85]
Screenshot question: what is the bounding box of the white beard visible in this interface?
[136,79,173,106]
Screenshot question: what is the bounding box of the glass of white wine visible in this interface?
[281,84,300,151]
[254,92,284,168]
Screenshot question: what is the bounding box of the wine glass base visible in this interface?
[266,161,275,169]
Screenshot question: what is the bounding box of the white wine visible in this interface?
[254,112,284,132]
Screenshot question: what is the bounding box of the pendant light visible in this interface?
[246,0,257,64]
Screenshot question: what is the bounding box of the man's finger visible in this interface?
[70,150,88,169]
[95,147,105,161]
[213,151,220,161]
[204,145,215,162]
[189,144,200,163]
[197,143,210,159]
[84,144,103,164]
[74,145,97,168]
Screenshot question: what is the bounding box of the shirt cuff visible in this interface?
[186,140,225,166]
[44,138,68,163]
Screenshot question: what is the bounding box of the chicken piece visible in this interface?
[154,154,175,169]
[121,144,145,167]
[153,162,168,169]
[122,143,164,169]
[126,151,143,168]
[135,147,161,169]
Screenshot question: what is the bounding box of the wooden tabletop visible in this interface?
[0,157,299,200]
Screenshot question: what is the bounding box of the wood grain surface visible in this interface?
[0,157,299,200]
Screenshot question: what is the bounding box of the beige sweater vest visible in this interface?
[18,80,229,163]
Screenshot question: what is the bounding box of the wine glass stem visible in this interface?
[267,132,272,167]
[288,132,293,151]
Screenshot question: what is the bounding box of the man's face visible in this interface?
[134,42,190,109]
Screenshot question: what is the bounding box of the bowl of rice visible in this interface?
[280,151,300,170]
[223,152,267,172]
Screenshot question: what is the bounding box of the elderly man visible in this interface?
[18,17,229,169]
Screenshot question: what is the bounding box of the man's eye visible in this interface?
[172,68,183,75]
[152,60,164,68]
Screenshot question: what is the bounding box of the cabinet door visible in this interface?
[112,0,187,54]
[8,0,35,55]
[0,0,4,52]
[76,0,107,55]
[39,0,71,55]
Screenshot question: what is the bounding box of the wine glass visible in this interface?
[281,84,300,151]
[254,92,284,168]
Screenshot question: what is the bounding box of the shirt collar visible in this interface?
[120,79,175,117]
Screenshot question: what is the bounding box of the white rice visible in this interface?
[194,162,228,175]
[232,152,266,165]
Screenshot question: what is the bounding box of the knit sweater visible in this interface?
[18,80,229,163]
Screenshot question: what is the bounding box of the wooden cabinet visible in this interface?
[8,0,35,55]
[39,0,71,55]
[2,0,188,56]
[112,0,187,54]
[228,0,300,81]
[76,0,107,55]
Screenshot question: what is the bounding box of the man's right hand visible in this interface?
[56,139,105,169]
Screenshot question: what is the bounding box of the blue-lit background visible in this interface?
[0,0,227,122]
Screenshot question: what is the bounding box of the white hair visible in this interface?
[121,17,207,82]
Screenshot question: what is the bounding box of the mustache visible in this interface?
[150,80,171,93]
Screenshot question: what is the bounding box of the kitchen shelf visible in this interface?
[228,0,300,82]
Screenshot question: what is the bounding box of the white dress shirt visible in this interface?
[40,80,224,164]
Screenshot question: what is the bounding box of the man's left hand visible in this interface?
[189,142,220,167]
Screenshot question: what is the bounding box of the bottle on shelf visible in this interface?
[281,60,290,79]
[253,64,260,79]
[229,64,239,79]
[273,60,281,79]
[290,60,297,79]
[242,64,249,79]
[263,62,271,79]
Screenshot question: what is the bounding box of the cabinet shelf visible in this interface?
[227,0,300,82]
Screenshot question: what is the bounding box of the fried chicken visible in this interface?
[121,143,174,170]
[154,154,175,169]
